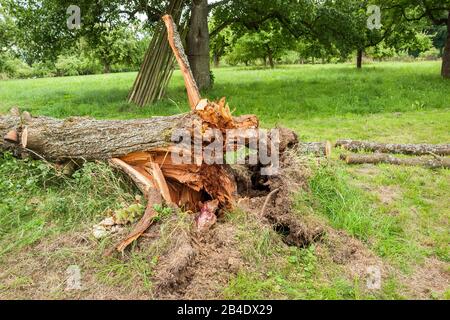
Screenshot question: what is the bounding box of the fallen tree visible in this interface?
[336,139,450,156]
[0,15,332,255]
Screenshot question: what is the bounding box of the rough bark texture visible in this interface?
[442,11,450,79]
[341,153,450,169]
[187,0,211,90]
[335,139,450,156]
[0,113,194,161]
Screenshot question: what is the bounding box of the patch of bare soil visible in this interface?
[322,230,386,279]
[376,185,402,205]
[0,230,153,299]
[398,257,450,299]
[152,139,326,299]
[353,164,381,177]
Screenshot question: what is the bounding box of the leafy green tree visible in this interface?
[379,0,450,77]
[86,23,142,73]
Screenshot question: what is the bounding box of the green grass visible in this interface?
[0,61,449,299]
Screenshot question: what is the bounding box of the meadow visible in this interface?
[0,61,449,299]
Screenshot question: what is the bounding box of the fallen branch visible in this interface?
[340,153,450,169]
[336,139,450,156]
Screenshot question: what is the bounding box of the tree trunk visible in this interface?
[0,113,195,161]
[213,54,220,67]
[441,11,450,79]
[335,139,450,156]
[104,63,111,74]
[268,49,274,68]
[187,0,211,90]
[357,49,363,69]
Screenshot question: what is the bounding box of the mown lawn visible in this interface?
[0,61,449,299]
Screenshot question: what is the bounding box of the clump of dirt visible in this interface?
[152,230,197,295]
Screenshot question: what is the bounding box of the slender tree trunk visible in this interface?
[187,0,211,90]
[357,49,363,69]
[268,50,274,68]
[213,54,220,67]
[441,11,450,79]
[104,63,111,74]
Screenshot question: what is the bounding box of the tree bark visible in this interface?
[103,63,111,74]
[341,153,450,169]
[335,139,450,156]
[441,11,450,79]
[357,49,363,69]
[0,113,194,161]
[187,0,211,90]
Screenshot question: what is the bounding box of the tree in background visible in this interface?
[225,20,294,68]
[381,0,450,78]
[87,23,142,73]
[209,23,233,67]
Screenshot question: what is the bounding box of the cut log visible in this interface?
[298,141,332,158]
[336,139,450,156]
[340,153,450,169]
